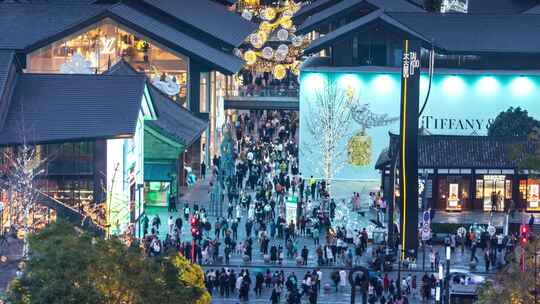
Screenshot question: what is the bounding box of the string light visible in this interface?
[236,0,308,78]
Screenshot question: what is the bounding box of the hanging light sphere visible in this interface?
[282,9,294,19]
[260,21,272,32]
[292,34,304,47]
[249,33,261,47]
[262,46,274,59]
[277,29,289,41]
[244,50,257,65]
[281,18,293,29]
[241,9,253,21]
[274,50,287,62]
[263,7,277,21]
[273,64,286,80]
[277,44,289,54]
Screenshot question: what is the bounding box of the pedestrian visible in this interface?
[167,216,174,235]
[151,214,161,232]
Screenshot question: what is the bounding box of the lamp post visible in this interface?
[446,245,451,304]
[137,183,143,239]
[436,264,444,304]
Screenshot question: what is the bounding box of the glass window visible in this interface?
[476,179,484,199]
[144,181,170,206]
[26,18,190,107]
[505,180,512,199]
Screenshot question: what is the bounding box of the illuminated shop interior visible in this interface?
[26,18,189,107]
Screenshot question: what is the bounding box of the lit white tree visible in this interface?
[303,79,357,194]
[0,144,47,259]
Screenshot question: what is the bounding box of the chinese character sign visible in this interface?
[402,51,420,79]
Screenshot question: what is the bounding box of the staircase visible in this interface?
[36,192,106,237]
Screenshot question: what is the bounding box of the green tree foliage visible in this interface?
[423,0,442,12]
[7,221,211,304]
[488,106,540,137]
[477,240,538,303]
[519,128,540,172]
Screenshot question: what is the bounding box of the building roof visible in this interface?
[146,85,208,147]
[142,0,255,48]
[522,3,540,13]
[468,0,539,14]
[0,2,248,74]
[0,3,108,50]
[297,0,423,34]
[293,0,345,23]
[388,12,540,54]
[305,10,428,54]
[106,60,207,147]
[108,4,245,74]
[0,73,145,146]
[305,10,540,55]
[376,133,535,169]
[0,51,18,130]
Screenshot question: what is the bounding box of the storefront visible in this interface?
[378,134,536,213]
[26,18,190,107]
[520,177,540,211]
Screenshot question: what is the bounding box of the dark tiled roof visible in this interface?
[0,3,107,50]
[293,0,344,23]
[146,86,207,147]
[106,60,207,147]
[305,10,427,54]
[388,12,540,54]
[468,0,539,14]
[381,133,534,169]
[297,0,422,34]
[142,0,256,47]
[305,10,540,55]
[0,51,18,129]
[0,73,145,146]
[109,4,244,74]
[523,3,540,13]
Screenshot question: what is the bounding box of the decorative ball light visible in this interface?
[260,21,273,32]
[277,29,289,41]
[274,50,287,62]
[282,9,294,19]
[241,9,253,21]
[273,64,286,80]
[277,44,289,54]
[281,18,293,29]
[244,50,257,65]
[263,7,277,21]
[262,46,274,59]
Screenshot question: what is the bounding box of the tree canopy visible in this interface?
[477,239,537,303]
[7,221,210,304]
[488,106,540,137]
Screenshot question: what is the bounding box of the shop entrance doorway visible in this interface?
[482,175,505,211]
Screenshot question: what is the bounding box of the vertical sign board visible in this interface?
[399,39,420,259]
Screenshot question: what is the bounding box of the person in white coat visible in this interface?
[339,269,347,291]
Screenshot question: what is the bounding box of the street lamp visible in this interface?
[436,264,444,304]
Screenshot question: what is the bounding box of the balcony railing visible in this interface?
[227,84,299,98]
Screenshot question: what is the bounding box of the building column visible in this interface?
[470,170,476,211]
[188,61,202,113]
[93,140,107,205]
[512,170,520,210]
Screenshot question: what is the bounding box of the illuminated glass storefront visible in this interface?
[301,69,540,212]
[26,18,189,107]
